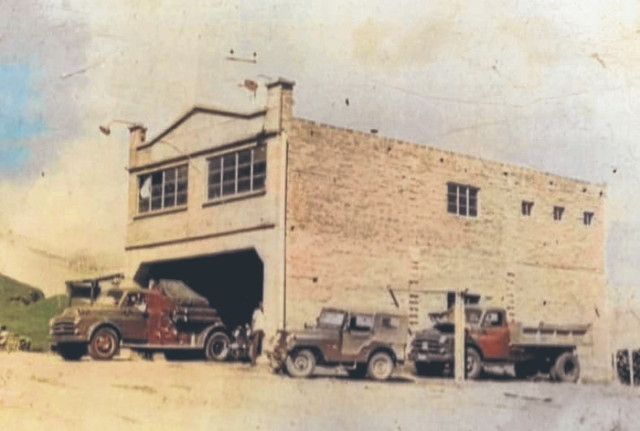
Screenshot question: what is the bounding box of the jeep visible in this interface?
[268,308,408,381]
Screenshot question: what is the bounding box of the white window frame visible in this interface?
[137,164,188,214]
[447,182,479,218]
[206,144,266,202]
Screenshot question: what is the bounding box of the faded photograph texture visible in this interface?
[1,1,640,430]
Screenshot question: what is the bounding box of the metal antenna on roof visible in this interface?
[226,49,257,64]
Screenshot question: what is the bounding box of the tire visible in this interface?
[285,349,316,378]
[514,361,537,379]
[57,344,86,361]
[415,362,445,377]
[205,332,230,361]
[367,351,394,381]
[347,363,368,379]
[465,347,482,380]
[551,352,580,383]
[88,328,119,360]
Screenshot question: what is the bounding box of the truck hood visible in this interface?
[414,326,452,340]
[288,327,339,341]
[56,304,117,319]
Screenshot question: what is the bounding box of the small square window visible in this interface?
[583,211,594,226]
[553,206,564,221]
[521,201,534,216]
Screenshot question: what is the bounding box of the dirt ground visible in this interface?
[1,351,639,431]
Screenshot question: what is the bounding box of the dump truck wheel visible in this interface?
[205,332,230,361]
[286,349,316,378]
[465,347,482,379]
[552,352,580,383]
[58,344,86,361]
[89,328,119,360]
[367,351,394,381]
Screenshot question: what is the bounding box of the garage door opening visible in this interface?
[133,249,263,329]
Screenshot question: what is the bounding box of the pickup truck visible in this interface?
[409,305,589,382]
[268,307,408,381]
[49,276,230,361]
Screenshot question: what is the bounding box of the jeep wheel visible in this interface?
[205,332,230,361]
[286,349,316,378]
[58,344,86,361]
[367,352,394,381]
[465,347,482,380]
[89,328,119,360]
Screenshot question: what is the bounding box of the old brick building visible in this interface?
[123,78,609,378]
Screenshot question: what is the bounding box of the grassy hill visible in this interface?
[0,273,68,351]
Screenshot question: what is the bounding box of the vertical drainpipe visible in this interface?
[276,84,288,332]
[281,133,288,331]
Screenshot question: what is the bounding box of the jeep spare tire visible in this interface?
[367,351,394,381]
[286,349,316,378]
[205,332,230,361]
[89,327,119,360]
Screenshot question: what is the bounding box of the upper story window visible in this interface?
[207,145,266,201]
[583,211,594,226]
[138,164,188,214]
[553,206,565,221]
[447,183,479,217]
[521,201,534,216]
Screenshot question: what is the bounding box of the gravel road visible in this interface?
[1,351,638,431]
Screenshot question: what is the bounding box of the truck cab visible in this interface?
[410,305,586,382]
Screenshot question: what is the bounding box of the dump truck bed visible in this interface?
[509,322,591,348]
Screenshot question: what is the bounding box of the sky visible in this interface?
[0,0,639,302]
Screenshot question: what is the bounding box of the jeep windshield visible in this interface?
[317,310,346,328]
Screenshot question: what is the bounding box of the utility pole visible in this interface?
[454,290,466,382]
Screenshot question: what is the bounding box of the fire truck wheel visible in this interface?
[551,352,580,383]
[89,328,119,360]
[205,332,230,361]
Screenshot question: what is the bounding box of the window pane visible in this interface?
[238,149,251,165]
[223,153,236,169]
[222,182,235,196]
[208,157,221,173]
[176,191,187,206]
[458,193,467,215]
[208,185,221,200]
[253,175,265,190]
[223,167,235,182]
[238,165,251,180]
[237,178,251,193]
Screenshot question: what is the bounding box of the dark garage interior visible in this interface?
[133,249,264,329]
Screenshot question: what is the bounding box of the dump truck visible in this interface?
[409,305,590,382]
[49,275,230,361]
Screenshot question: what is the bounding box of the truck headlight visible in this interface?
[439,335,448,344]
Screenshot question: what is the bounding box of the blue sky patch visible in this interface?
[0,64,44,169]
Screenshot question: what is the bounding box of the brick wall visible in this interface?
[284,117,608,378]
